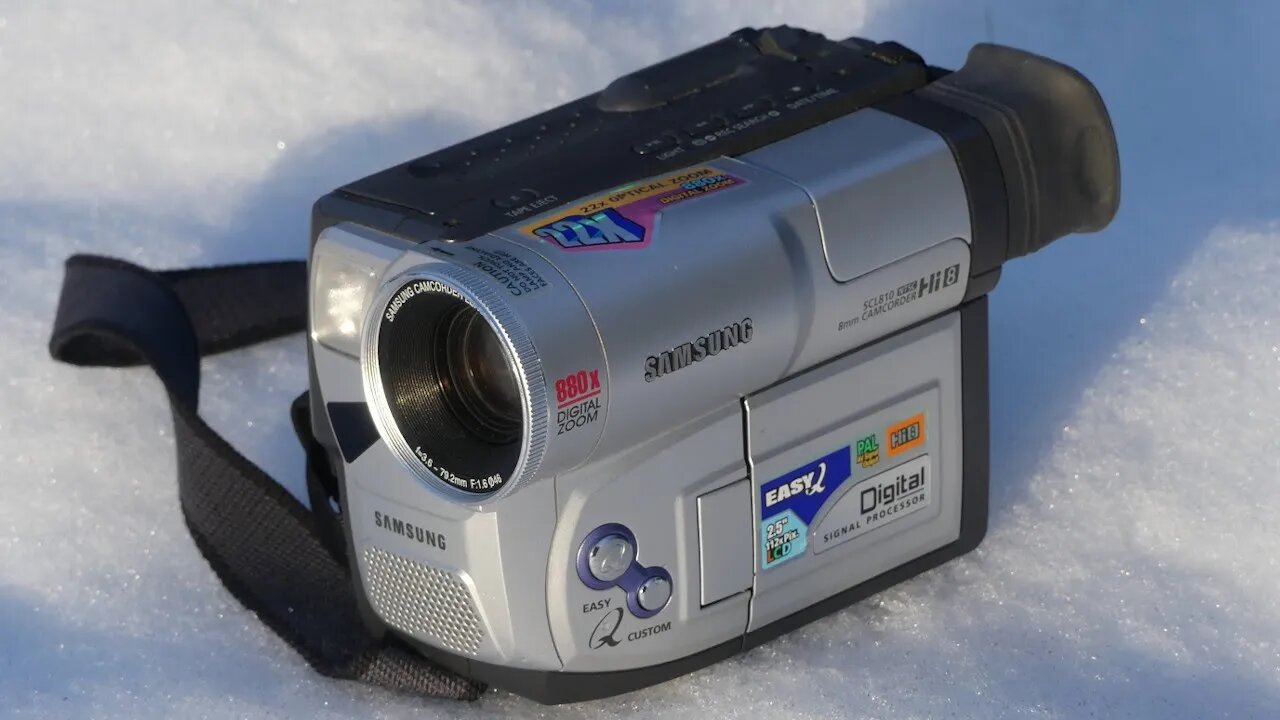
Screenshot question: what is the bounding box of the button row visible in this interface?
[630,86,825,156]
[406,109,600,179]
[577,523,673,618]
[632,96,780,155]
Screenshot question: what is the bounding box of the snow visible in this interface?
[3,1,1279,717]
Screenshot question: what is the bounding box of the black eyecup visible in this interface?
[921,44,1120,261]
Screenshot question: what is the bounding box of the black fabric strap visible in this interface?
[48,254,485,701]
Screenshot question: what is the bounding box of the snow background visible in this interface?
[3,0,1278,717]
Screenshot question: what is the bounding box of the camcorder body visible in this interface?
[305,27,1119,703]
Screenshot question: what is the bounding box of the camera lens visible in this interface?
[370,273,533,498]
[436,306,522,443]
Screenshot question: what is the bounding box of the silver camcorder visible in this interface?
[306,27,1119,703]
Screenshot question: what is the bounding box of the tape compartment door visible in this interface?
[744,311,967,632]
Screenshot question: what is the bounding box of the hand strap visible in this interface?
[48,254,485,701]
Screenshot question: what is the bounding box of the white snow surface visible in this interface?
[3,1,1279,718]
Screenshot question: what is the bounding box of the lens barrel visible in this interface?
[436,304,522,444]
[361,267,546,501]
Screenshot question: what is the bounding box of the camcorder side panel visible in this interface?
[745,295,989,650]
[383,298,990,704]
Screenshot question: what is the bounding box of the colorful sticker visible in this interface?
[814,455,932,554]
[886,413,925,458]
[855,432,880,469]
[521,166,746,251]
[554,368,602,437]
[759,446,852,570]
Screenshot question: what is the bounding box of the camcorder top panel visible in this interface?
[328,25,1117,285]
[339,28,931,242]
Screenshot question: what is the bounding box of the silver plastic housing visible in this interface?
[309,108,977,676]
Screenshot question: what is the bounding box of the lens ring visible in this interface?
[360,263,548,505]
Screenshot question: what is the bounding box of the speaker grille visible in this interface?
[363,546,484,655]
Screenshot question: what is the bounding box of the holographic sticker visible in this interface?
[522,165,746,251]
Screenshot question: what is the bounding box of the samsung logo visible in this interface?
[384,280,460,323]
[373,511,447,550]
[644,318,753,382]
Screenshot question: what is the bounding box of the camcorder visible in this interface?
[306,26,1119,702]
[51,25,1119,705]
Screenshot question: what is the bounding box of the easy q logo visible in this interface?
[759,446,852,570]
[762,460,829,508]
[522,166,746,251]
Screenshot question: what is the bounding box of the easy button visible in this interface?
[587,534,633,583]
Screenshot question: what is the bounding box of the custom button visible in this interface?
[734,97,775,118]
[636,575,672,613]
[492,188,540,209]
[632,134,678,156]
[587,534,633,583]
[684,115,727,137]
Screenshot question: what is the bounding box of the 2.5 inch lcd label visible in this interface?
[521,165,745,250]
[759,446,853,570]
